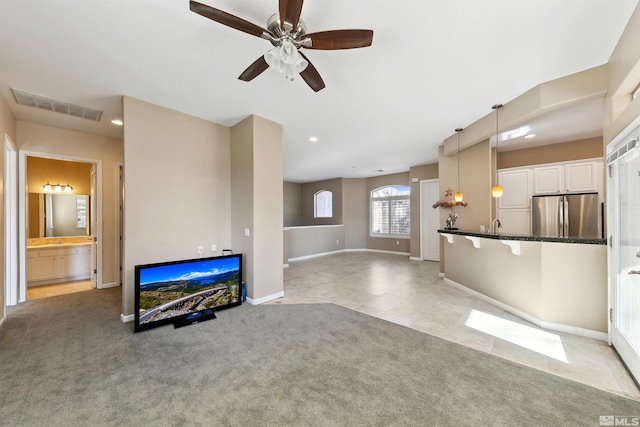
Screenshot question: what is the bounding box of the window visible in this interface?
[370,185,410,237]
[314,190,332,218]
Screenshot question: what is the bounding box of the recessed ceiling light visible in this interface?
[309,136,318,143]
[524,134,536,139]
[111,119,123,126]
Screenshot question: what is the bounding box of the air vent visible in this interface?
[11,88,102,122]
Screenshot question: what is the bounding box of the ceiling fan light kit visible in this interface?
[189,0,373,91]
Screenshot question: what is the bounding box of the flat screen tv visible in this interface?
[134,253,242,332]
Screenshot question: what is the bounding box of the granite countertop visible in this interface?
[437,229,607,245]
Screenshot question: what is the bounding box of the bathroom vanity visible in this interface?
[26,240,92,286]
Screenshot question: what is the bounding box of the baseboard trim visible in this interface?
[99,282,119,289]
[360,249,410,256]
[247,291,284,305]
[443,278,607,341]
[409,256,423,261]
[288,248,410,263]
[121,313,134,323]
[288,250,344,262]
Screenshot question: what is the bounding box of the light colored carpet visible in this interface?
[1,287,639,426]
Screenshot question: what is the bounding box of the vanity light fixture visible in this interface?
[491,103,504,198]
[111,119,124,126]
[42,182,73,193]
[454,128,464,203]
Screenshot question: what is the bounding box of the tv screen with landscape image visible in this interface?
[134,254,242,332]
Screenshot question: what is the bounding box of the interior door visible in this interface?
[420,179,439,261]
[609,128,640,382]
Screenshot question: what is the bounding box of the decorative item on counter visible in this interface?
[432,188,467,230]
[445,210,458,229]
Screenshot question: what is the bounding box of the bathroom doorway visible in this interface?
[17,150,103,303]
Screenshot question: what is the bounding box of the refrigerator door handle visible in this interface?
[557,198,563,237]
[563,198,569,237]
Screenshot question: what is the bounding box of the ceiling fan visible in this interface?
[189,0,374,92]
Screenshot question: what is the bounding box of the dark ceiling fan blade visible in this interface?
[304,30,374,50]
[298,53,325,92]
[190,1,272,39]
[238,56,270,82]
[279,0,304,32]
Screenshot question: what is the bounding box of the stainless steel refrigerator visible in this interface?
[532,192,600,238]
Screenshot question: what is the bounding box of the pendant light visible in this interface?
[491,103,503,198]
[454,128,464,202]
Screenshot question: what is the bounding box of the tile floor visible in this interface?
[276,251,640,401]
[27,280,93,300]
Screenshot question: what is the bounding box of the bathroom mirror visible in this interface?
[28,193,90,238]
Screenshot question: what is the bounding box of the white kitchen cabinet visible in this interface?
[498,209,531,235]
[498,169,532,209]
[497,158,603,236]
[534,165,563,194]
[27,244,92,286]
[565,161,597,192]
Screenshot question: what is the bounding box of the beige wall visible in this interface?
[438,141,492,233]
[0,89,16,323]
[230,115,283,301]
[123,97,231,316]
[283,181,302,227]
[249,115,284,300]
[342,178,367,250]
[17,121,122,289]
[286,225,345,259]
[604,3,640,144]
[498,137,604,169]
[301,178,343,225]
[409,163,438,258]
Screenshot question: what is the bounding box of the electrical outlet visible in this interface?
[244,228,250,237]
[197,245,204,254]
[396,240,400,245]
[211,244,217,252]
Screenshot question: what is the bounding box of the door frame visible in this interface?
[17,150,103,303]
[4,134,18,306]
[606,116,640,381]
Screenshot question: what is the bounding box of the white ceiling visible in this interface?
[0,0,637,183]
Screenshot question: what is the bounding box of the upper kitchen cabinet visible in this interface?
[533,165,563,194]
[498,169,532,209]
[564,161,598,192]
[532,160,599,194]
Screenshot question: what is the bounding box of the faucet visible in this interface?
[491,218,502,235]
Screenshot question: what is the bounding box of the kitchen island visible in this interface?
[438,229,607,339]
